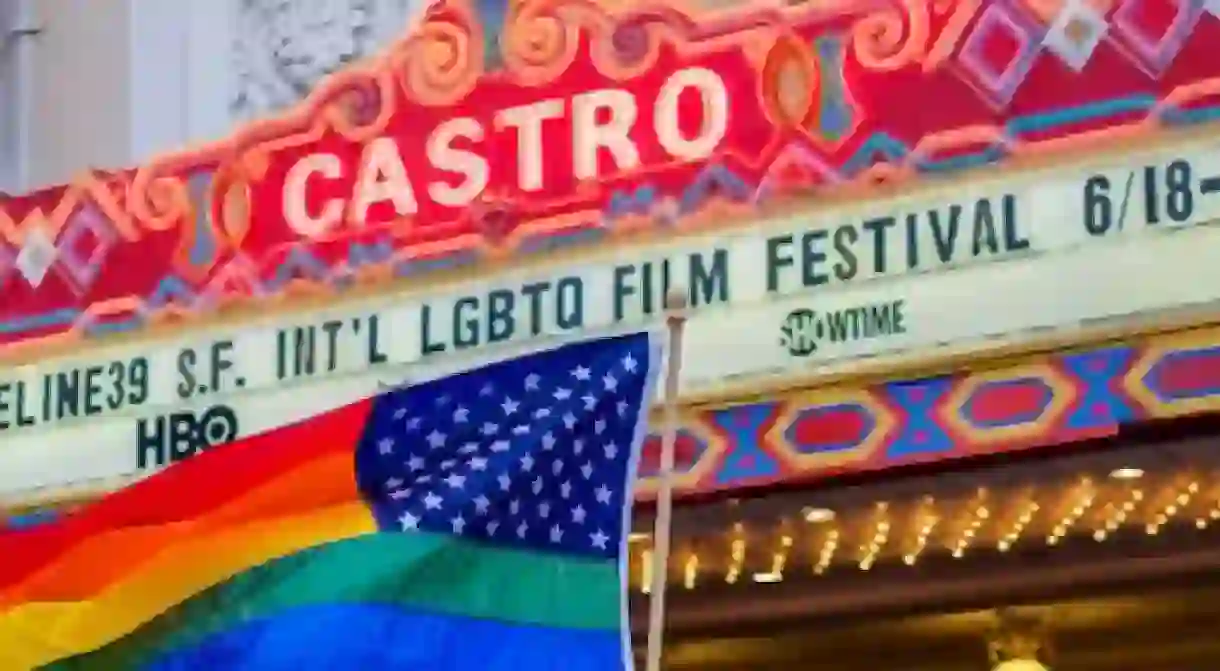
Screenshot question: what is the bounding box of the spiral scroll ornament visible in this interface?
[500,0,583,83]
[394,11,484,106]
[851,0,931,72]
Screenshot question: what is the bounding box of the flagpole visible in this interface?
[644,287,687,671]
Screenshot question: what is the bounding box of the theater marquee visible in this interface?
[3,0,1220,505]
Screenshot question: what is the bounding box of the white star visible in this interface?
[393,407,408,420]
[490,440,511,453]
[482,422,500,436]
[513,424,530,435]
[440,459,456,470]
[480,383,495,397]
[444,473,467,489]
[521,454,535,472]
[389,488,412,500]
[416,474,433,484]
[595,485,612,505]
[574,439,585,455]
[407,456,425,471]
[560,481,572,499]
[524,373,541,390]
[554,388,572,401]
[498,474,512,491]
[399,512,420,531]
[582,394,597,410]
[406,417,422,432]
[532,476,544,494]
[459,442,480,455]
[603,442,618,459]
[549,525,564,543]
[562,412,577,429]
[510,499,521,515]
[474,495,491,514]
[539,501,551,518]
[453,406,470,423]
[378,438,395,455]
[424,492,444,510]
[426,430,447,449]
[616,400,629,417]
[572,365,591,381]
[502,397,520,416]
[590,530,609,549]
[552,459,564,476]
[541,432,557,451]
[594,419,607,435]
[572,504,587,524]
[487,520,500,535]
[622,354,638,373]
[534,408,551,419]
[517,521,529,538]
[469,456,488,471]
[436,394,452,407]
[581,462,594,479]
[385,477,404,489]
[603,374,618,392]
[451,515,466,534]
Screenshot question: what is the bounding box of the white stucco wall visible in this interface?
[0,0,423,193]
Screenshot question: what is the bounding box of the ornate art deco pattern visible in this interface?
[0,0,1218,350]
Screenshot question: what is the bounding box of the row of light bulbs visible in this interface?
[631,472,1218,591]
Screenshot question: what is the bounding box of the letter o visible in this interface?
[654,67,729,161]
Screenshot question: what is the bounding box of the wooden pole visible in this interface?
[644,287,688,671]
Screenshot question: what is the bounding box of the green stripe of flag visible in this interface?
[46,532,622,670]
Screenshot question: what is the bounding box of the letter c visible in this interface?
[283,153,344,238]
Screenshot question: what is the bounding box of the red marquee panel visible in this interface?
[1,0,1219,350]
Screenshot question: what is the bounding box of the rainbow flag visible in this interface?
[0,333,660,670]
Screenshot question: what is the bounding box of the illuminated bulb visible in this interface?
[953,496,990,558]
[1147,481,1198,535]
[725,537,746,584]
[1045,479,1095,546]
[803,507,836,523]
[814,529,840,575]
[1196,498,1220,530]
[999,500,1039,552]
[904,497,938,566]
[754,535,793,583]
[640,549,653,594]
[683,554,698,590]
[859,506,891,571]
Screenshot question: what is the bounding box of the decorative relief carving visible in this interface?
[231,0,424,118]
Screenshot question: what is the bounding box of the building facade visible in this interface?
[4,0,1220,666]
[0,0,424,193]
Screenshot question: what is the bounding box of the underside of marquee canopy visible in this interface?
[625,415,1220,670]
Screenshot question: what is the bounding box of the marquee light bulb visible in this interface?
[998,500,1039,552]
[640,549,653,594]
[1046,478,1094,546]
[814,528,839,575]
[953,493,990,558]
[1147,481,1198,535]
[725,537,746,584]
[683,554,699,590]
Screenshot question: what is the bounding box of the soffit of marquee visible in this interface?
[0,0,1217,360]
